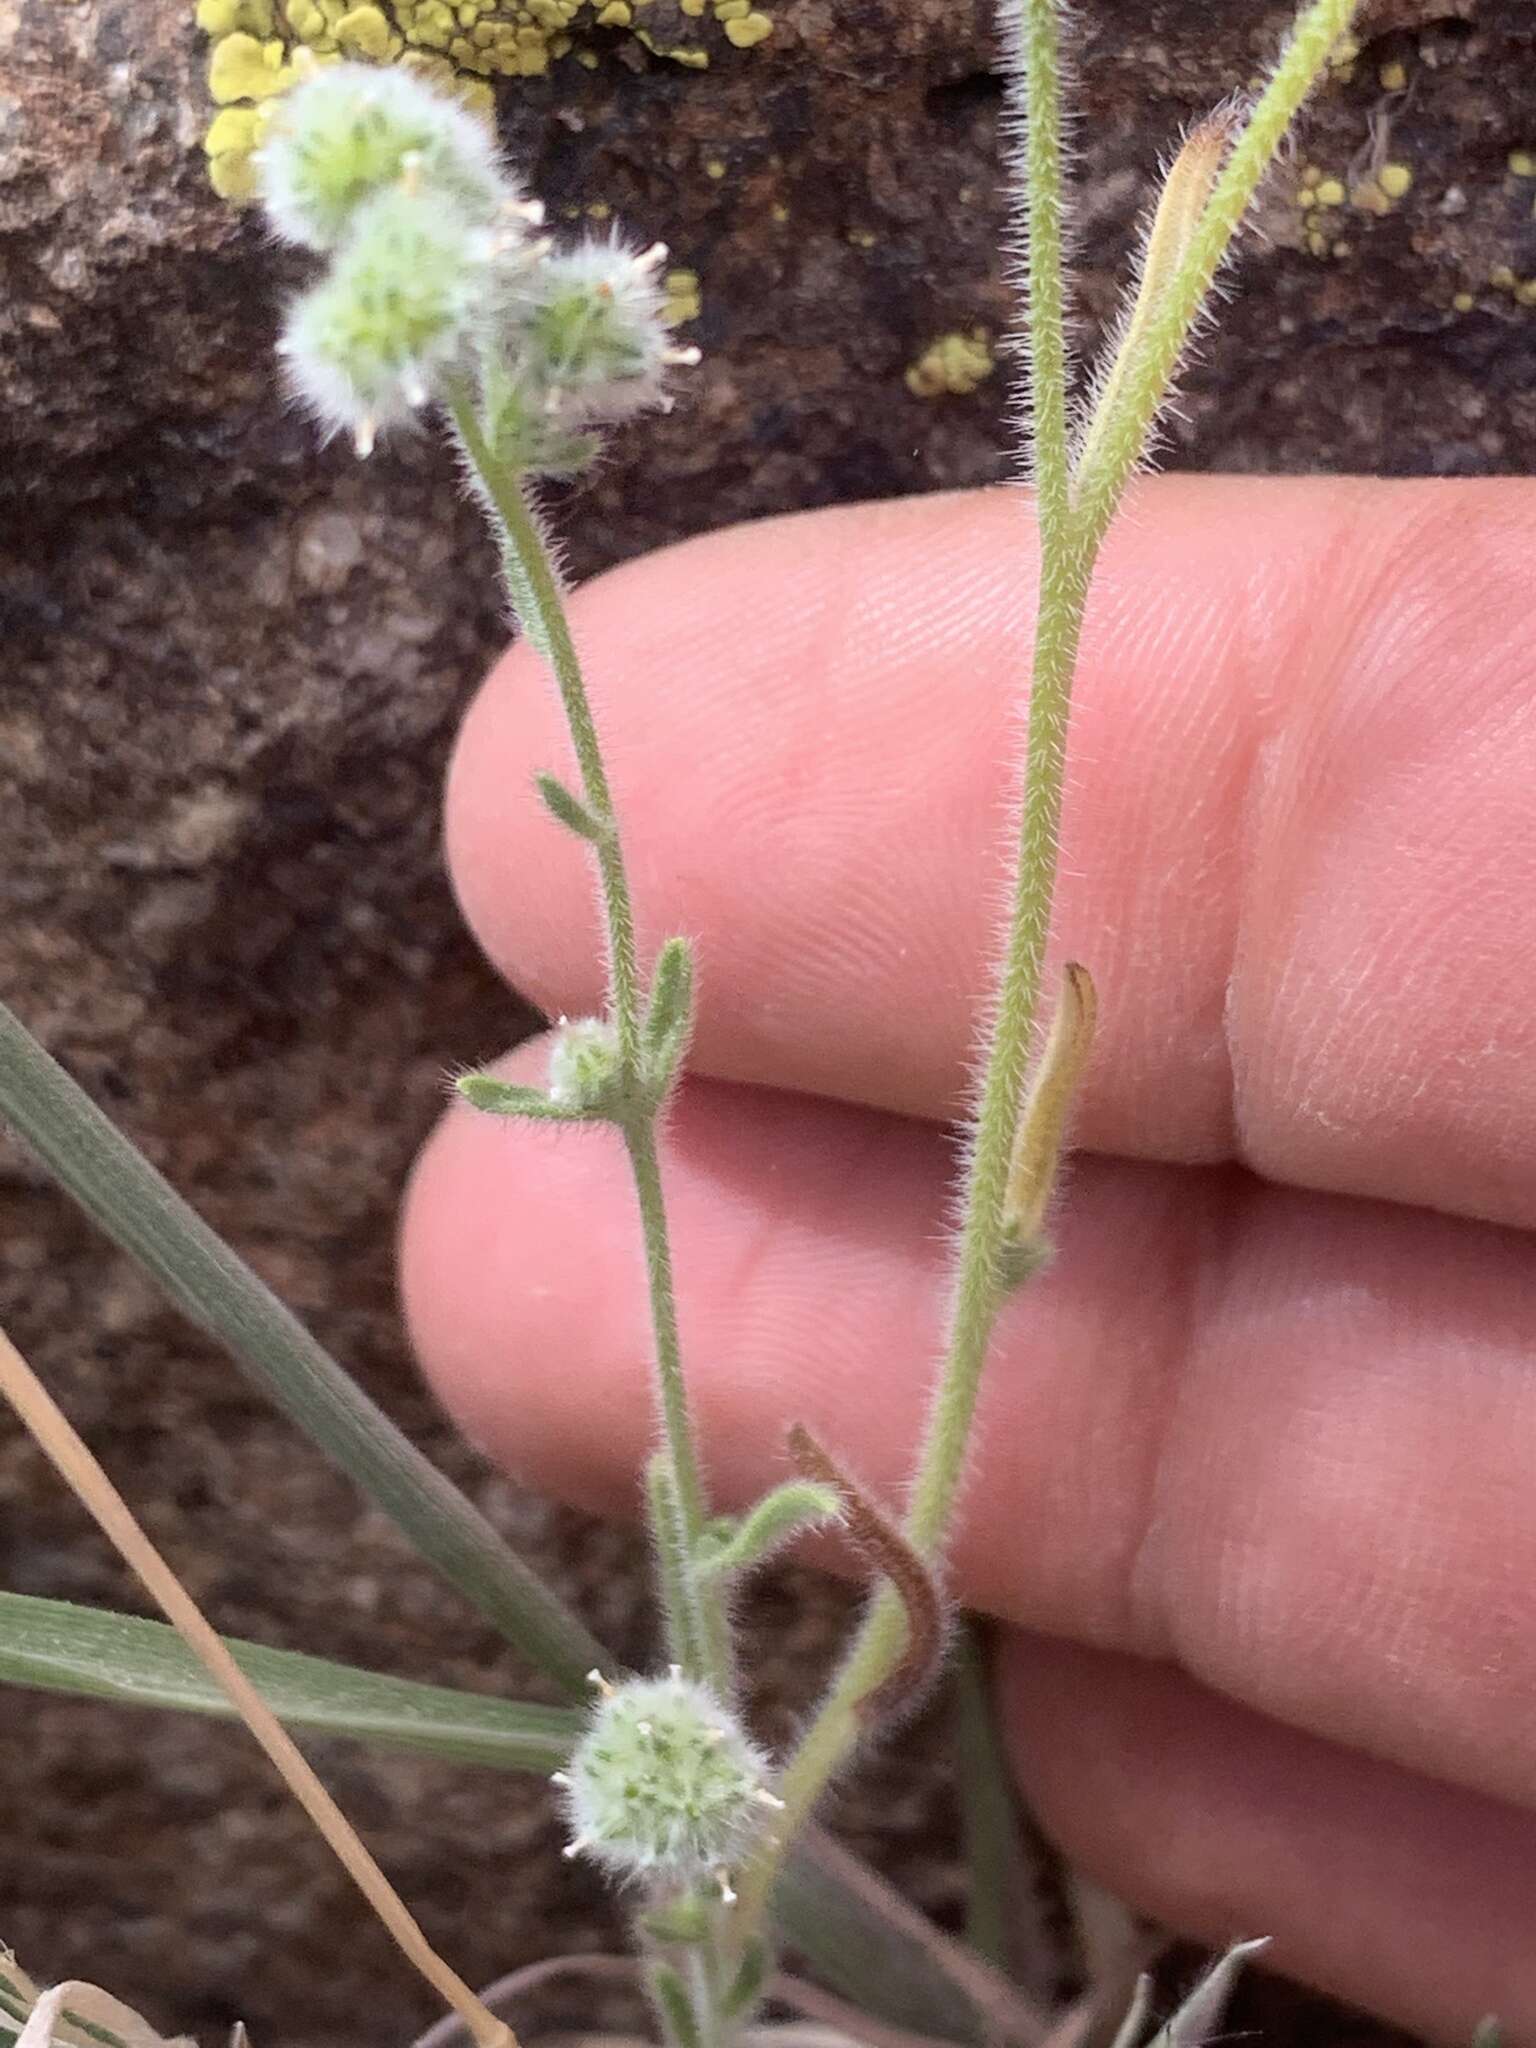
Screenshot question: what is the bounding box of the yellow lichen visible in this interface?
[1378,58,1406,91]
[723,13,769,47]
[1349,178,1391,216]
[1517,279,1536,307]
[1377,161,1412,200]
[905,329,995,400]
[704,156,727,180]
[1451,291,1474,312]
[1313,176,1345,207]
[1509,150,1536,179]
[663,268,701,324]
[198,0,763,199]
[204,102,266,195]
[633,29,707,64]
[334,3,399,56]
[208,30,294,100]
[1490,264,1517,290]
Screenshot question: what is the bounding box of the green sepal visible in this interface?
[640,1891,716,1946]
[454,1073,590,1121]
[693,1479,842,1583]
[535,771,609,844]
[641,935,695,1100]
[995,1232,1055,1294]
[721,1938,771,2019]
[646,1963,701,2048]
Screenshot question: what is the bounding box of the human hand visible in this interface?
[400,476,1536,2046]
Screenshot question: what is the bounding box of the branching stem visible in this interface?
[449,390,723,1691]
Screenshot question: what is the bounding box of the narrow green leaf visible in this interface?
[777,1829,1051,2047]
[0,998,609,1696]
[0,1594,1029,2044]
[693,1481,841,1583]
[646,1963,701,2048]
[721,1939,770,2020]
[0,1592,580,1772]
[642,936,695,1095]
[535,771,608,843]
[951,1620,1038,1982]
[454,1074,585,1122]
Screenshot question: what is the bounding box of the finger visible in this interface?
[445,475,1536,1230]
[1002,1634,1536,2048]
[402,1044,1536,1820]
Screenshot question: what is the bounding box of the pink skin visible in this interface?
[400,476,1536,2045]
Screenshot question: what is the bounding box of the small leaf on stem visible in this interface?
[1073,108,1238,486]
[454,1074,587,1121]
[646,1965,701,2048]
[535,771,609,844]
[642,935,697,1099]
[693,1480,843,1583]
[721,1941,771,2020]
[1000,960,1097,1281]
[786,1424,946,1724]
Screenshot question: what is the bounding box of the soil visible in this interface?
[0,1,1532,2044]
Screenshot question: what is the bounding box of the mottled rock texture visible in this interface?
[0,0,1531,2043]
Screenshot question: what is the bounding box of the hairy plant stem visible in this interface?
[1071,0,1359,558]
[449,391,723,1693]
[733,0,1356,1942]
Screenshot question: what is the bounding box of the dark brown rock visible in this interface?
[1,2,1532,2044]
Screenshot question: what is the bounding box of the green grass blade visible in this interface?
[0,999,609,1696]
[0,1593,1030,2041]
[778,1829,1051,2047]
[0,1592,581,1772]
[952,1620,1037,1982]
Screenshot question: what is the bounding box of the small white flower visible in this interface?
[257,61,514,253]
[502,233,699,432]
[279,182,490,452]
[546,1015,623,1115]
[561,1671,776,1884]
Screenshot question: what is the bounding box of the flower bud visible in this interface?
[546,1015,625,1116]
[504,234,699,431]
[560,1672,777,1884]
[278,182,488,452]
[257,61,512,252]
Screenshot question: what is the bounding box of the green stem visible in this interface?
[1014,0,1071,559]
[624,1117,708,1545]
[738,0,1356,1936]
[450,390,718,1681]
[454,400,643,1069]
[732,0,1080,1926]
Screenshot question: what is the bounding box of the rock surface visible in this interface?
[0,1,1532,2044]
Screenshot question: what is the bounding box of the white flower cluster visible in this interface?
[554,1669,782,1892]
[257,64,698,461]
